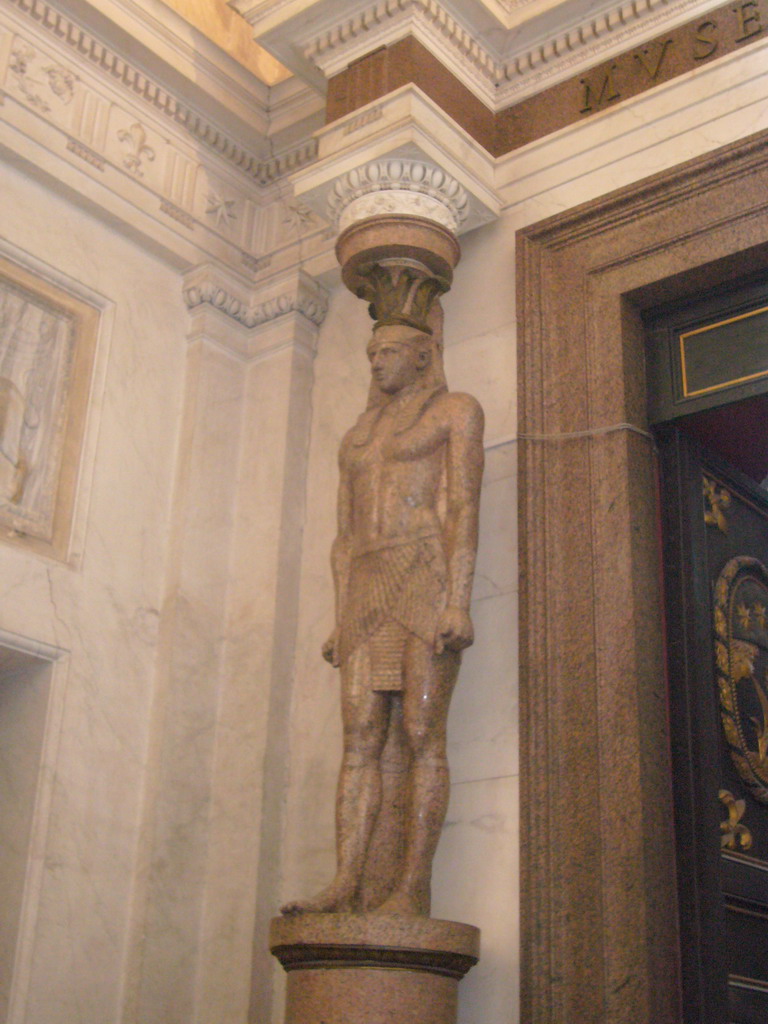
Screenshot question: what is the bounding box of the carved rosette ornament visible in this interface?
[714,555,768,803]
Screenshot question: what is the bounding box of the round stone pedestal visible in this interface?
[270,913,480,1024]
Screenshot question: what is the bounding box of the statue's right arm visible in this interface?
[323,461,353,668]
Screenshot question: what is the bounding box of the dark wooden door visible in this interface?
[658,428,768,1024]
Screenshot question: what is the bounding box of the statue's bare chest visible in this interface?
[342,406,446,477]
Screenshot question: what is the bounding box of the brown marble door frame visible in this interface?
[517,129,768,1023]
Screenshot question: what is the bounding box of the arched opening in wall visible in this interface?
[645,276,768,1024]
[517,131,768,1024]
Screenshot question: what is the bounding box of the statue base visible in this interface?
[270,913,480,1024]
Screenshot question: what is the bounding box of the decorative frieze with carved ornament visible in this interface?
[0,0,328,277]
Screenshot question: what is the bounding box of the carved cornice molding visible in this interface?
[0,3,333,276]
[302,0,498,82]
[329,160,470,234]
[183,265,329,333]
[247,282,329,328]
[234,0,722,108]
[258,139,319,186]
[495,0,718,103]
[6,0,319,185]
[183,280,253,326]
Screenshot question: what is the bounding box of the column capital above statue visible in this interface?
[289,86,501,242]
[329,159,469,236]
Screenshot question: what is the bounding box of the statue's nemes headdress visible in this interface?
[362,274,448,412]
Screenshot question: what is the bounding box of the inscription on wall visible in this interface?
[579,0,765,114]
[496,0,767,152]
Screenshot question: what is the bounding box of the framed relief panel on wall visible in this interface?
[0,256,99,560]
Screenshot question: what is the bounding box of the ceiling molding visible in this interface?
[0,1,333,279]
[36,0,274,131]
[232,0,725,109]
[6,0,322,183]
[496,0,721,104]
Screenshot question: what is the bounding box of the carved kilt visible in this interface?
[337,532,447,692]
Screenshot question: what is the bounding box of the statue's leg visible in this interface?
[281,652,389,915]
[373,638,459,915]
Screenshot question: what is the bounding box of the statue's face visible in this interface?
[367,331,428,394]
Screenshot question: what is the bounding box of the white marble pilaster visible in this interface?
[201,273,323,1024]
[130,303,249,1024]
[130,263,326,1024]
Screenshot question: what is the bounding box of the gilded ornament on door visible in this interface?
[703,475,731,534]
[714,556,768,803]
[719,789,753,851]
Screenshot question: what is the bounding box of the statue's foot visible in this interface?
[371,889,422,916]
[280,879,356,916]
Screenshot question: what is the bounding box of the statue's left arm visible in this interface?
[435,393,484,655]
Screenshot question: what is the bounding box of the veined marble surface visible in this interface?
[0,161,187,1024]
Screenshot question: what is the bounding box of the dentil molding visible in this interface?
[5,0,319,184]
[230,0,726,108]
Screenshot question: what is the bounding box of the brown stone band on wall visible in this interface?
[325,0,767,156]
[501,0,767,151]
[326,36,496,152]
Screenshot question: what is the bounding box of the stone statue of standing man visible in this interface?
[283,269,483,918]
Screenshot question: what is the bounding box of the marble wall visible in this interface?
[0,150,325,1023]
[0,160,188,1023]
[1,19,768,1024]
